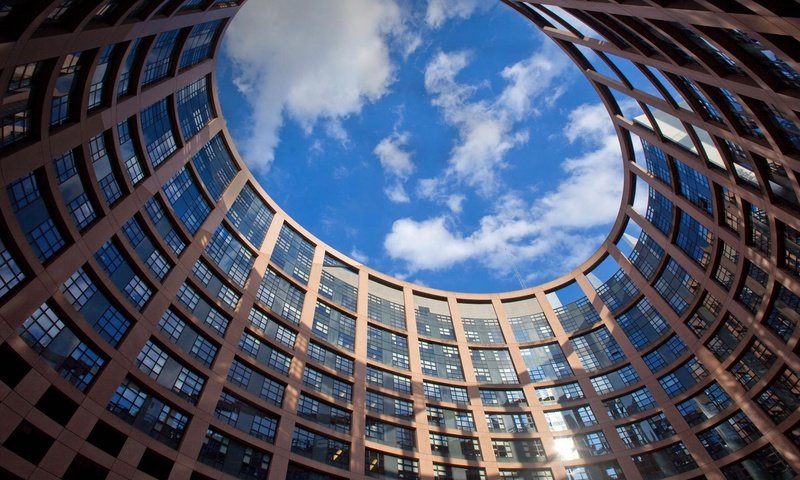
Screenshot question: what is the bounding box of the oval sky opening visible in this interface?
[218,0,624,293]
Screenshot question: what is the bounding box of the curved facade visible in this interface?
[0,1,799,479]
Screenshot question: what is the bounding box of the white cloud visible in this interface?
[384,217,474,271]
[325,118,350,146]
[375,131,415,203]
[349,247,369,264]
[374,131,414,178]
[224,0,417,171]
[425,0,487,28]
[423,44,570,196]
[536,102,622,230]
[384,182,411,203]
[384,102,624,281]
[446,194,465,214]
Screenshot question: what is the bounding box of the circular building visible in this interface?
[0,1,798,479]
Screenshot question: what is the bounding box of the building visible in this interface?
[0,0,798,479]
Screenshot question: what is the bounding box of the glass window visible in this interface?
[424,381,469,404]
[88,44,115,109]
[569,326,625,372]
[603,387,657,419]
[117,38,143,97]
[654,258,700,315]
[368,291,406,330]
[470,348,518,384]
[616,412,675,448]
[191,135,238,201]
[198,427,271,479]
[270,224,314,284]
[62,268,132,346]
[144,196,186,256]
[615,298,668,350]
[227,183,273,247]
[462,316,504,344]
[415,303,455,340]
[291,426,350,469]
[18,303,105,391]
[0,238,25,298]
[180,20,223,69]
[107,377,189,449]
[256,267,304,324]
[590,364,640,395]
[226,358,284,406]
[89,132,123,205]
[631,442,697,479]
[7,171,66,261]
[205,224,255,287]
[520,343,573,381]
[176,76,214,140]
[1,61,42,148]
[676,381,732,426]
[720,445,795,480]
[312,301,356,351]
[50,52,83,126]
[319,255,358,311]
[237,330,292,375]
[368,324,409,370]
[303,365,352,403]
[142,29,180,86]
[507,312,554,342]
[117,118,146,185]
[94,239,152,310]
[248,307,297,348]
[419,340,464,380]
[140,98,177,168]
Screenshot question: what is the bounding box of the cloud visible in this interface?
[446,194,465,214]
[425,0,488,28]
[224,0,417,171]
[423,44,570,196]
[384,182,411,203]
[374,131,414,178]
[374,131,415,203]
[349,247,369,264]
[384,102,624,281]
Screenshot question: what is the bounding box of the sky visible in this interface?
[217,0,625,293]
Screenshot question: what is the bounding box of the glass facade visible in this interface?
[1,3,800,480]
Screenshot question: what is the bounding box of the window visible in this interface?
[291,426,350,469]
[7,171,66,261]
[312,301,356,351]
[88,133,123,205]
[117,118,146,184]
[0,238,25,297]
[256,267,304,324]
[18,303,105,391]
[205,225,255,287]
[107,377,188,449]
[141,98,177,167]
[227,183,273,247]
[520,343,572,381]
[180,20,222,69]
[570,327,625,372]
[368,292,406,330]
[176,76,213,141]
[368,325,409,370]
[162,167,211,234]
[191,135,238,201]
[62,268,132,346]
[142,29,180,86]
[419,340,463,380]
[270,225,314,284]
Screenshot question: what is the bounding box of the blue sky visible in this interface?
[217,0,624,293]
